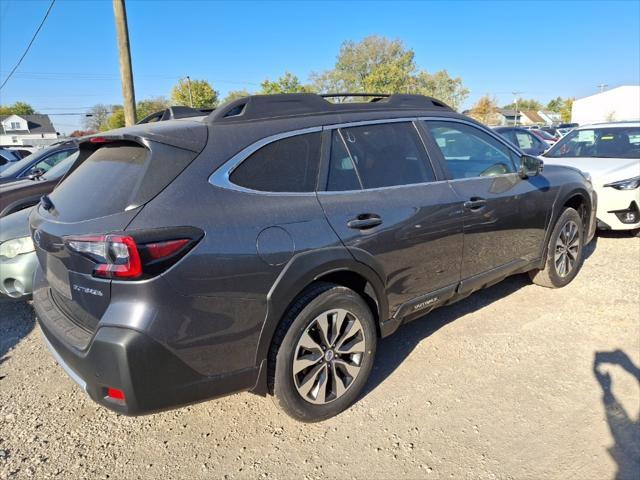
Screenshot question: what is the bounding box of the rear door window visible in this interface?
[49,142,197,222]
[326,122,435,191]
[230,132,322,192]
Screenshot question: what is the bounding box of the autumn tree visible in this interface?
[69,130,97,137]
[547,97,574,123]
[136,97,170,120]
[171,79,218,108]
[468,95,500,125]
[311,36,469,110]
[259,72,311,94]
[0,101,36,115]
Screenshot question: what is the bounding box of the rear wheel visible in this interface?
[529,207,584,288]
[269,283,377,422]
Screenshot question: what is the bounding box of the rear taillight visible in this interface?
[65,234,192,279]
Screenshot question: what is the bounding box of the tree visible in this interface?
[0,101,36,115]
[468,95,500,125]
[502,98,543,111]
[259,72,311,94]
[104,107,125,130]
[559,97,574,123]
[83,104,116,131]
[222,90,252,103]
[136,97,169,120]
[546,97,563,113]
[311,36,468,110]
[171,79,218,108]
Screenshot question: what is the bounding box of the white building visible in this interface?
[0,114,59,146]
[572,85,640,125]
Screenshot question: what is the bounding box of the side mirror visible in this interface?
[519,155,543,178]
[28,168,45,180]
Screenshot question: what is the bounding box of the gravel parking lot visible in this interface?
[1,233,638,480]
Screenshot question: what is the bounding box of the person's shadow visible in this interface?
[593,350,640,480]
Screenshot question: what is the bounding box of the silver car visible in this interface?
[0,207,36,298]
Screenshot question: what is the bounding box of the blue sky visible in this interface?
[1,0,639,133]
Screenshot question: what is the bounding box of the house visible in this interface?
[495,109,521,126]
[0,114,59,146]
[519,110,546,125]
[538,110,561,125]
[571,85,640,125]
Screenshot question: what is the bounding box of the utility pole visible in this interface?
[512,91,523,126]
[112,0,136,126]
[186,76,194,108]
[597,83,608,93]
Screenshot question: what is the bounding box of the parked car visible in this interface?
[0,152,77,217]
[31,93,596,422]
[494,126,550,156]
[557,127,574,137]
[543,122,640,235]
[0,148,21,170]
[0,207,36,298]
[537,126,560,139]
[0,142,78,184]
[530,128,558,145]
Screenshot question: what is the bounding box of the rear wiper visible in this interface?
[41,194,55,211]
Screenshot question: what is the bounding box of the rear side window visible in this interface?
[49,142,196,222]
[230,132,321,192]
[327,122,435,191]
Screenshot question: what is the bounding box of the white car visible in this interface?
[542,122,640,236]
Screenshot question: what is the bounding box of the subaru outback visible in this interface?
[31,93,596,422]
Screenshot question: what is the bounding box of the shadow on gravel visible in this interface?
[593,350,640,480]
[0,299,36,375]
[363,272,530,398]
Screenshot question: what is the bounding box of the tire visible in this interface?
[630,228,640,238]
[529,207,584,288]
[268,282,377,422]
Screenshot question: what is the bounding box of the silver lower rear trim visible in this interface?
[41,331,87,392]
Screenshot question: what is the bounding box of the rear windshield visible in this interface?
[545,127,640,159]
[49,142,196,222]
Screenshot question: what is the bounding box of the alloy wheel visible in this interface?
[292,308,365,404]
[554,220,580,277]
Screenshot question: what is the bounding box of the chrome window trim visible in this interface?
[208,115,525,194]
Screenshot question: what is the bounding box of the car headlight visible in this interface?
[604,176,640,190]
[0,236,35,259]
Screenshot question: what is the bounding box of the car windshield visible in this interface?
[545,127,640,159]
[42,152,79,180]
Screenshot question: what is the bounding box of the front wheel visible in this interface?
[269,283,377,422]
[529,207,584,288]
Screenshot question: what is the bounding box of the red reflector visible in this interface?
[146,239,189,260]
[106,387,125,401]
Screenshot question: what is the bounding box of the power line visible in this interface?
[0,0,56,91]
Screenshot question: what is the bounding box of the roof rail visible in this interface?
[137,105,212,124]
[208,93,453,123]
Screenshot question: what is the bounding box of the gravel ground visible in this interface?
[1,233,638,480]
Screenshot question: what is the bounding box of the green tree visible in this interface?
[502,98,543,111]
[103,107,125,131]
[546,97,563,113]
[136,97,169,120]
[468,95,499,125]
[259,72,311,94]
[222,90,252,103]
[311,36,468,110]
[0,101,36,115]
[171,79,218,108]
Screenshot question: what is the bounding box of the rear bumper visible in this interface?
[33,278,259,416]
[0,251,37,298]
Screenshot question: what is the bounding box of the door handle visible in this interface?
[463,197,487,211]
[347,214,382,230]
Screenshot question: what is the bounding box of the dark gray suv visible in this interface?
[31,94,596,422]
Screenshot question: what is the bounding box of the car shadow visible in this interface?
[362,273,530,398]
[0,299,36,377]
[593,350,640,480]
